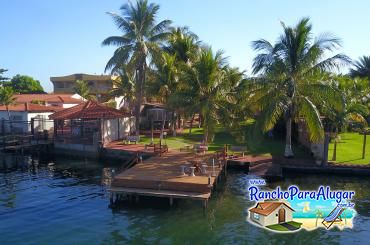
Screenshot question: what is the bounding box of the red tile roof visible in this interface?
[49,101,130,120]
[249,202,294,216]
[13,94,83,104]
[0,103,62,112]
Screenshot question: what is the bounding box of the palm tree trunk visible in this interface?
[204,126,208,144]
[284,116,294,157]
[172,111,176,137]
[134,63,145,137]
[189,114,195,135]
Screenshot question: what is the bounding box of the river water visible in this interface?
[1,155,370,244]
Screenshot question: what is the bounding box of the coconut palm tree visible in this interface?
[109,66,136,114]
[165,26,200,65]
[162,26,201,133]
[350,56,370,79]
[181,47,237,143]
[102,0,172,137]
[250,17,349,157]
[331,103,368,160]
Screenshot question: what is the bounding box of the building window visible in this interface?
[253,213,260,220]
[55,82,64,88]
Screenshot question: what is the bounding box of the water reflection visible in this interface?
[0,155,370,244]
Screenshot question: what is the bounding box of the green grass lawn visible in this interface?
[138,125,309,157]
[328,132,370,165]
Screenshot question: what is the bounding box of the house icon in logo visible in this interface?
[249,201,295,227]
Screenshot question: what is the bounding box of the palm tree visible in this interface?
[109,66,136,114]
[350,56,370,79]
[250,18,349,157]
[165,26,200,65]
[182,47,237,143]
[102,0,172,137]
[162,26,201,133]
[74,80,94,100]
[0,87,16,132]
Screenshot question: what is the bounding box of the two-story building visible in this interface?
[50,73,117,98]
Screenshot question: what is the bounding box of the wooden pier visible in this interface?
[109,150,226,208]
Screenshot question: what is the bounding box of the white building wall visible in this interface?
[28,112,54,132]
[62,103,79,108]
[101,117,135,144]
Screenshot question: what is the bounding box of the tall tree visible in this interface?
[350,56,370,79]
[6,74,44,93]
[102,0,172,137]
[164,26,200,65]
[250,18,349,157]
[109,66,136,114]
[0,69,9,83]
[181,47,237,143]
[0,86,16,121]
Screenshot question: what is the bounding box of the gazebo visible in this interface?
[49,101,133,146]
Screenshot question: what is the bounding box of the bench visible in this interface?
[125,135,140,144]
[194,144,208,154]
[154,143,168,155]
[228,145,247,158]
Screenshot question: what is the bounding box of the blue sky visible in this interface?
[1,0,370,92]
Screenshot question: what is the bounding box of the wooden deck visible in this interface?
[105,141,154,154]
[109,150,225,206]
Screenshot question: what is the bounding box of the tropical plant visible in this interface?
[250,17,349,157]
[164,26,200,65]
[102,0,172,136]
[0,68,9,83]
[336,75,370,106]
[161,26,201,133]
[350,56,370,79]
[74,80,94,100]
[109,66,136,114]
[5,74,44,93]
[0,86,16,121]
[181,47,238,143]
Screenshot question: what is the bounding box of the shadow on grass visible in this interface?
[139,125,311,158]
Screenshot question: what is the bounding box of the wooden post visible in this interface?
[362,132,367,159]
